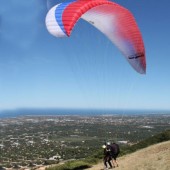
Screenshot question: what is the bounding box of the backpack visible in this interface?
[110,143,120,155]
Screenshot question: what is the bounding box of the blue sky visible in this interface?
[0,0,170,111]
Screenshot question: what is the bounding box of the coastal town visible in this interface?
[0,114,170,169]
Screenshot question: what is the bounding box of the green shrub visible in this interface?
[122,129,170,155]
[46,160,92,170]
[47,130,170,170]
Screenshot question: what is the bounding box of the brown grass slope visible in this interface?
[87,141,170,170]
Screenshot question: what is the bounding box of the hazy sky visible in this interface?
[0,0,170,111]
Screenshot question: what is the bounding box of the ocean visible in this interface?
[0,108,169,118]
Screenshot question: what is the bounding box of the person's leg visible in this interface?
[103,157,108,169]
[115,160,119,167]
[111,155,118,167]
[113,155,119,167]
[105,156,112,168]
[108,158,113,168]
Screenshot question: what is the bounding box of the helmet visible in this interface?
[107,142,111,145]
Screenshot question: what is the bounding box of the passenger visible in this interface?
[102,144,113,169]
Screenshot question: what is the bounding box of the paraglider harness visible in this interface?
[107,143,120,160]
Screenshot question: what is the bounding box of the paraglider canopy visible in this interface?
[45,0,146,74]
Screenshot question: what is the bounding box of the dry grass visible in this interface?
[87,141,170,170]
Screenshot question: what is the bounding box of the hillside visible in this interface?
[87,141,170,170]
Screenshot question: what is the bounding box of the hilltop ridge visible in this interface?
[45,130,170,170]
[87,141,170,170]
